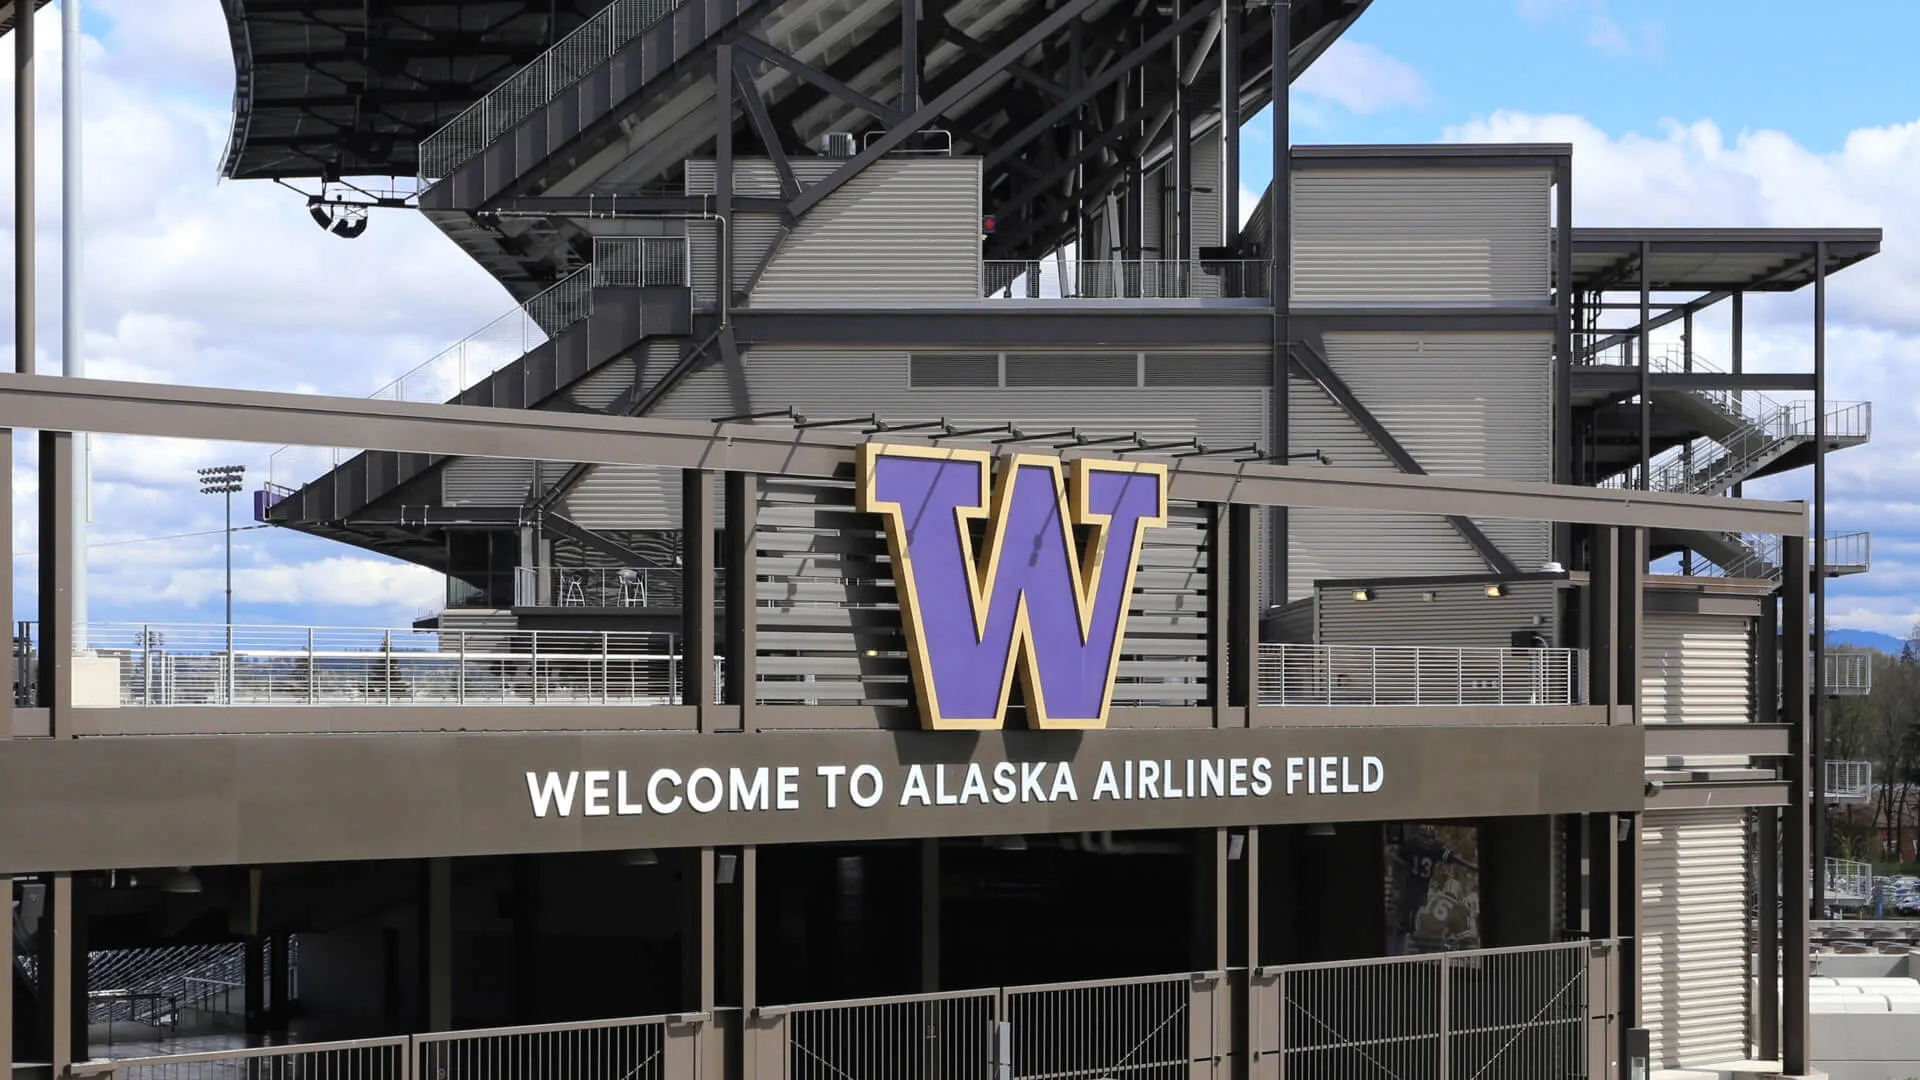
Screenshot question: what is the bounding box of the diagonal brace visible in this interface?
[735,35,904,125]
[733,53,800,202]
[790,0,1107,218]
[1290,331,1521,577]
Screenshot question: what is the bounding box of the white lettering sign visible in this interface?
[525,755,1387,819]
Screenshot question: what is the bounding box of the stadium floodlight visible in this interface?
[197,465,247,630]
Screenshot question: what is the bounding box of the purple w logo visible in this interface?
[857,444,1168,730]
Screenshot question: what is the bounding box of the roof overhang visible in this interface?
[1567,228,1882,293]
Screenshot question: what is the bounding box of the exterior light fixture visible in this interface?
[622,849,659,867]
[1305,823,1336,838]
[1352,588,1373,602]
[1420,591,1437,603]
[1484,584,1507,599]
[986,835,1028,851]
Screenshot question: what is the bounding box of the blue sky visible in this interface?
[2,0,1917,634]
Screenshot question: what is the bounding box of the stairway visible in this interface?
[1608,347,1871,579]
[261,236,690,556]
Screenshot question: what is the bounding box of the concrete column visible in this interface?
[682,470,717,724]
[918,839,940,992]
[427,857,453,1030]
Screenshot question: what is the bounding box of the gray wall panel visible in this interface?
[1291,167,1552,306]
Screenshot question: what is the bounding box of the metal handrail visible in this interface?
[418,0,688,181]
[266,237,688,491]
[69,1035,411,1077]
[1694,530,1871,580]
[1826,760,1874,802]
[1255,643,1586,707]
[1827,857,1874,903]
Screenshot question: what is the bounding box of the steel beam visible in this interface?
[932,18,1069,99]
[1290,334,1518,576]
[899,0,919,109]
[794,0,1108,218]
[1780,535,1811,1075]
[0,374,1811,535]
[15,0,32,378]
[982,2,1214,176]
[1269,0,1290,604]
[540,514,653,567]
[1811,241,1828,920]
[734,55,799,202]
[734,35,903,124]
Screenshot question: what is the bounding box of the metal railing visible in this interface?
[1826,759,1874,803]
[983,259,1271,300]
[1827,857,1875,905]
[415,1013,672,1080]
[1256,644,1586,707]
[1825,650,1873,696]
[514,565,697,608]
[72,1035,411,1080]
[593,236,695,287]
[418,0,686,181]
[266,236,689,490]
[76,622,716,707]
[778,988,1000,1078]
[1695,530,1871,580]
[1259,940,1608,1080]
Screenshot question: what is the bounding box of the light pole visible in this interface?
[199,465,245,702]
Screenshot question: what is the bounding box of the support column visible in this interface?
[1615,528,1644,717]
[1191,828,1228,972]
[918,839,940,992]
[1615,813,1640,1043]
[1811,241,1828,919]
[269,932,291,1033]
[1757,807,1781,1062]
[0,429,11,1074]
[1781,534,1811,1076]
[715,44,734,317]
[723,472,757,729]
[1731,292,1745,498]
[427,857,453,1030]
[1552,157,1574,564]
[899,0,920,110]
[1173,3,1193,268]
[38,874,75,1075]
[1227,503,1259,720]
[15,0,34,378]
[739,846,759,1080]
[1267,0,1290,601]
[1586,526,1619,715]
[245,933,266,1037]
[1234,827,1260,1080]
[1637,241,1652,489]
[1207,503,1231,725]
[683,470,717,725]
[1220,0,1239,242]
[685,847,717,1013]
[39,431,74,727]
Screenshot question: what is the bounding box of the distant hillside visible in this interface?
[1827,629,1909,655]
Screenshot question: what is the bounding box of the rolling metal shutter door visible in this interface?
[1641,808,1751,1069]
[1642,612,1754,725]
[1290,167,1551,306]
[750,158,982,306]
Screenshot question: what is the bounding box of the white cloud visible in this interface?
[1445,109,1920,631]
[1516,0,1663,59]
[0,3,520,629]
[1292,40,1427,117]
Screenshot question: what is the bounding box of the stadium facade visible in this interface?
[0,1,1879,1077]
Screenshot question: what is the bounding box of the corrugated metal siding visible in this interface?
[1287,377,1481,601]
[1291,168,1551,306]
[685,159,842,304]
[1315,579,1558,649]
[1320,332,1552,572]
[568,356,637,411]
[1641,808,1751,1069]
[755,475,1213,711]
[1642,611,1755,725]
[749,158,982,306]
[442,458,535,506]
[561,362,733,531]
[1189,132,1225,254]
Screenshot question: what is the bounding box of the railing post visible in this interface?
[1435,956,1450,1080]
[383,629,393,705]
[306,626,315,706]
[601,631,610,705]
[456,631,466,705]
[142,624,152,706]
[531,630,541,705]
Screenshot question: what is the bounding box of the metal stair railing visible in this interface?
[1695,530,1871,580]
[418,0,688,183]
[265,237,688,491]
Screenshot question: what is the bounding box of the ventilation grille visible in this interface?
[1005,355,1138,388]
[909,354,999,388]
[1145,354,1272,387]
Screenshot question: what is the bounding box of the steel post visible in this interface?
[63,0,84,641]
[1781,534,1811,1075]
[1268,0,1290,601]
[15,0,34,377]
[1811,241,1828,919]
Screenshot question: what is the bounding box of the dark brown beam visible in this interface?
[0,373,1811,535]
